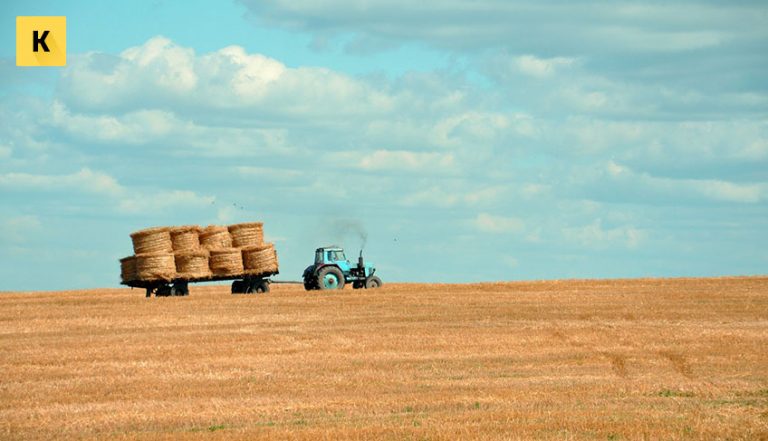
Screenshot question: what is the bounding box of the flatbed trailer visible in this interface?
[123,271,278,297]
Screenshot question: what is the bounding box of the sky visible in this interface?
[1,0,767,291]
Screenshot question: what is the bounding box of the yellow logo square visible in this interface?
[16,16,67,66]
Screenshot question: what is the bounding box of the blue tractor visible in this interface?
[303,246,382,290]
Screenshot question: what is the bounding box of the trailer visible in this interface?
[122,271,278,297]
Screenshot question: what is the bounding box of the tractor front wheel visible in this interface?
[365,276,382,289]
[317,266,345,290]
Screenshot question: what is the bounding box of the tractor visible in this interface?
[303,246,382,290]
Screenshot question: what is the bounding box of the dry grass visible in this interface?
[0,277,766,440]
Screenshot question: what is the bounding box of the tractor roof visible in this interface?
[316,245,344,251]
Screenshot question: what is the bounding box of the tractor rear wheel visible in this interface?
[317,266,345,290]
[365,276,382,289]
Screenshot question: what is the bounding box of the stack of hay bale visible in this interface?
[119,222,278,284]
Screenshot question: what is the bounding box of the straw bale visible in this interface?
[174,250,211,279]
[199,226,232,250]
[209,249,244,276]
[242,243,279,275]
[130,226,172,254]
[170,225,201,252]
[228,222,264,248]
[120,255,137,283]
[135,252,176,282]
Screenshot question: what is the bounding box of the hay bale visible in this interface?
[130,226,172,254]
[135,252,176,282]
[228,222,264,248]
[120,255,137,283]
[242,243,279,275]
[174,250,211,279]
[170,225,201,252]
[209,249,243,276]
[199,226,232,250]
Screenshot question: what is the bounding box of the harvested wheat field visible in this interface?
[0,277,766,440]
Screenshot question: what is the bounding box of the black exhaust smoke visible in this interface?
[329,219,368,251]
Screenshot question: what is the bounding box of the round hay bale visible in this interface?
[242,243,279,275]
[120,255,137,283]
[209,249,243,276]
[174,250,211,279]
[170,225,201,252]
[135,252,176,282]
[228,222,264,248]
[199,225,232,250]
[130,226,172,254]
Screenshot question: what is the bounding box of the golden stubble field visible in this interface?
[0,277,766,440]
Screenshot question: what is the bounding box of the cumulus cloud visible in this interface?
[59,36,394,119]
[117,191,215,214]
[473,213,525,234]
[574,161,767,205]
[514,55,575,78]
[0,215,42,244]
[0,168,123,196]
[358,150,455,172]
[0,168,214,214]
[562,219,644,249]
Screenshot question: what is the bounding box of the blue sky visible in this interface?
[1,0,766,290]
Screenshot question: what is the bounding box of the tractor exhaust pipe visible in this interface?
[358,249,364,271]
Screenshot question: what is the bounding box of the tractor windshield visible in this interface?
[327,250,346,262]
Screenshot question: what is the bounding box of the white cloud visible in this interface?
[400,186,459,208]
[0,168,215,215]
[574,161,768,204]
[51,101,183,143]
[358,150,455,172]
[235,166,302,182]
[515,55,575,78]
[0,215,42,244]
[60,37,394,118]
[117,191,215,214]
[502,255,519,268]
[400,184,507,208]
[0,168,123,196]
[562,219,644,249]
[473,213,525,234]
[431,111,514,148]
[49,100,292,157]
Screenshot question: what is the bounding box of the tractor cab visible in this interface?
[316,247,348,267]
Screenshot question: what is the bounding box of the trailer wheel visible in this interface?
[255,281,270,294]
[156,285,172,296]
[365,276,382,289]
[231,280,245,294]
[172,282,189,296]
[244,279,269,294]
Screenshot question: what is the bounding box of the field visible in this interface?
[1,277,766,440]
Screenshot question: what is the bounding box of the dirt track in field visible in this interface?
[1,277,766,440]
